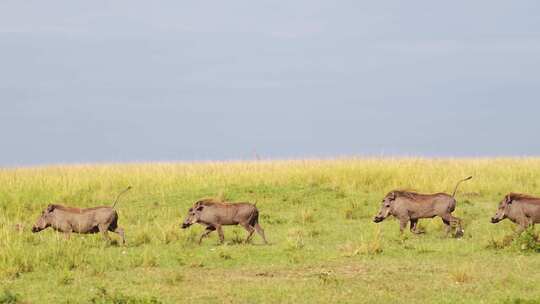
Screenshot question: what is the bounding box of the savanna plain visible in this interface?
[1,158,540,303]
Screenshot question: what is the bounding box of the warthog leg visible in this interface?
[399,218,409,233]
[112,227,125,245]
[410,219,423,234]
[254,223,268,244]
[198,226,216,245]
[216,225,225,244]
[515,219,533,235]
[441,214,463,237]
[442,218,451,235]
[241,223,255,243]
[98,224,112,242]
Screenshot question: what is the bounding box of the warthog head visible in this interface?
[373,192,396,223]
[32,205,55,232]
[181,204,204,229]
[491,195,512,223]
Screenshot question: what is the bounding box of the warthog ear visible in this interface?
[388,192,396,201]
[196,205,204,212]
[505,195,513,204]
[46,204,56,213]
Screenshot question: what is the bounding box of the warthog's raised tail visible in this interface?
[451,176,472,197]
[112,186,132,209]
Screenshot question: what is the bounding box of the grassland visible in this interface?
[1,158,540,303]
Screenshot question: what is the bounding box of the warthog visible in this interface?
[31,187,131,244]
[491,193,540,234]
[181,199,268,245]
[373,176,472,236]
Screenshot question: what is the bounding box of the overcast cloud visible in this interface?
[1,1,539,166]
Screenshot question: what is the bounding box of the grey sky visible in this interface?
[1,1,540,166]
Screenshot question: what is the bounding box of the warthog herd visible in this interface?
[29,176,540,244]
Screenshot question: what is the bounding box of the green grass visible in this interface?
[1,158,540,303]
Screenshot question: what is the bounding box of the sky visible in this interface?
[1,1,540,166]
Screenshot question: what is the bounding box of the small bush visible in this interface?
[0,289,20,304]
[486,228,540,252]
[89,287,162,304]
[450,268,473,284]
[314,270,342,286]
[229,229,244,245]
[514,228,540,252]
[486,235,514,250]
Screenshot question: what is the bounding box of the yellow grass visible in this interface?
[1,158,540,303]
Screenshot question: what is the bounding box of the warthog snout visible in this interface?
[31,226,40,233]
[490,193,540,233]
[181,207,198,229]
[373,216,383,223]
